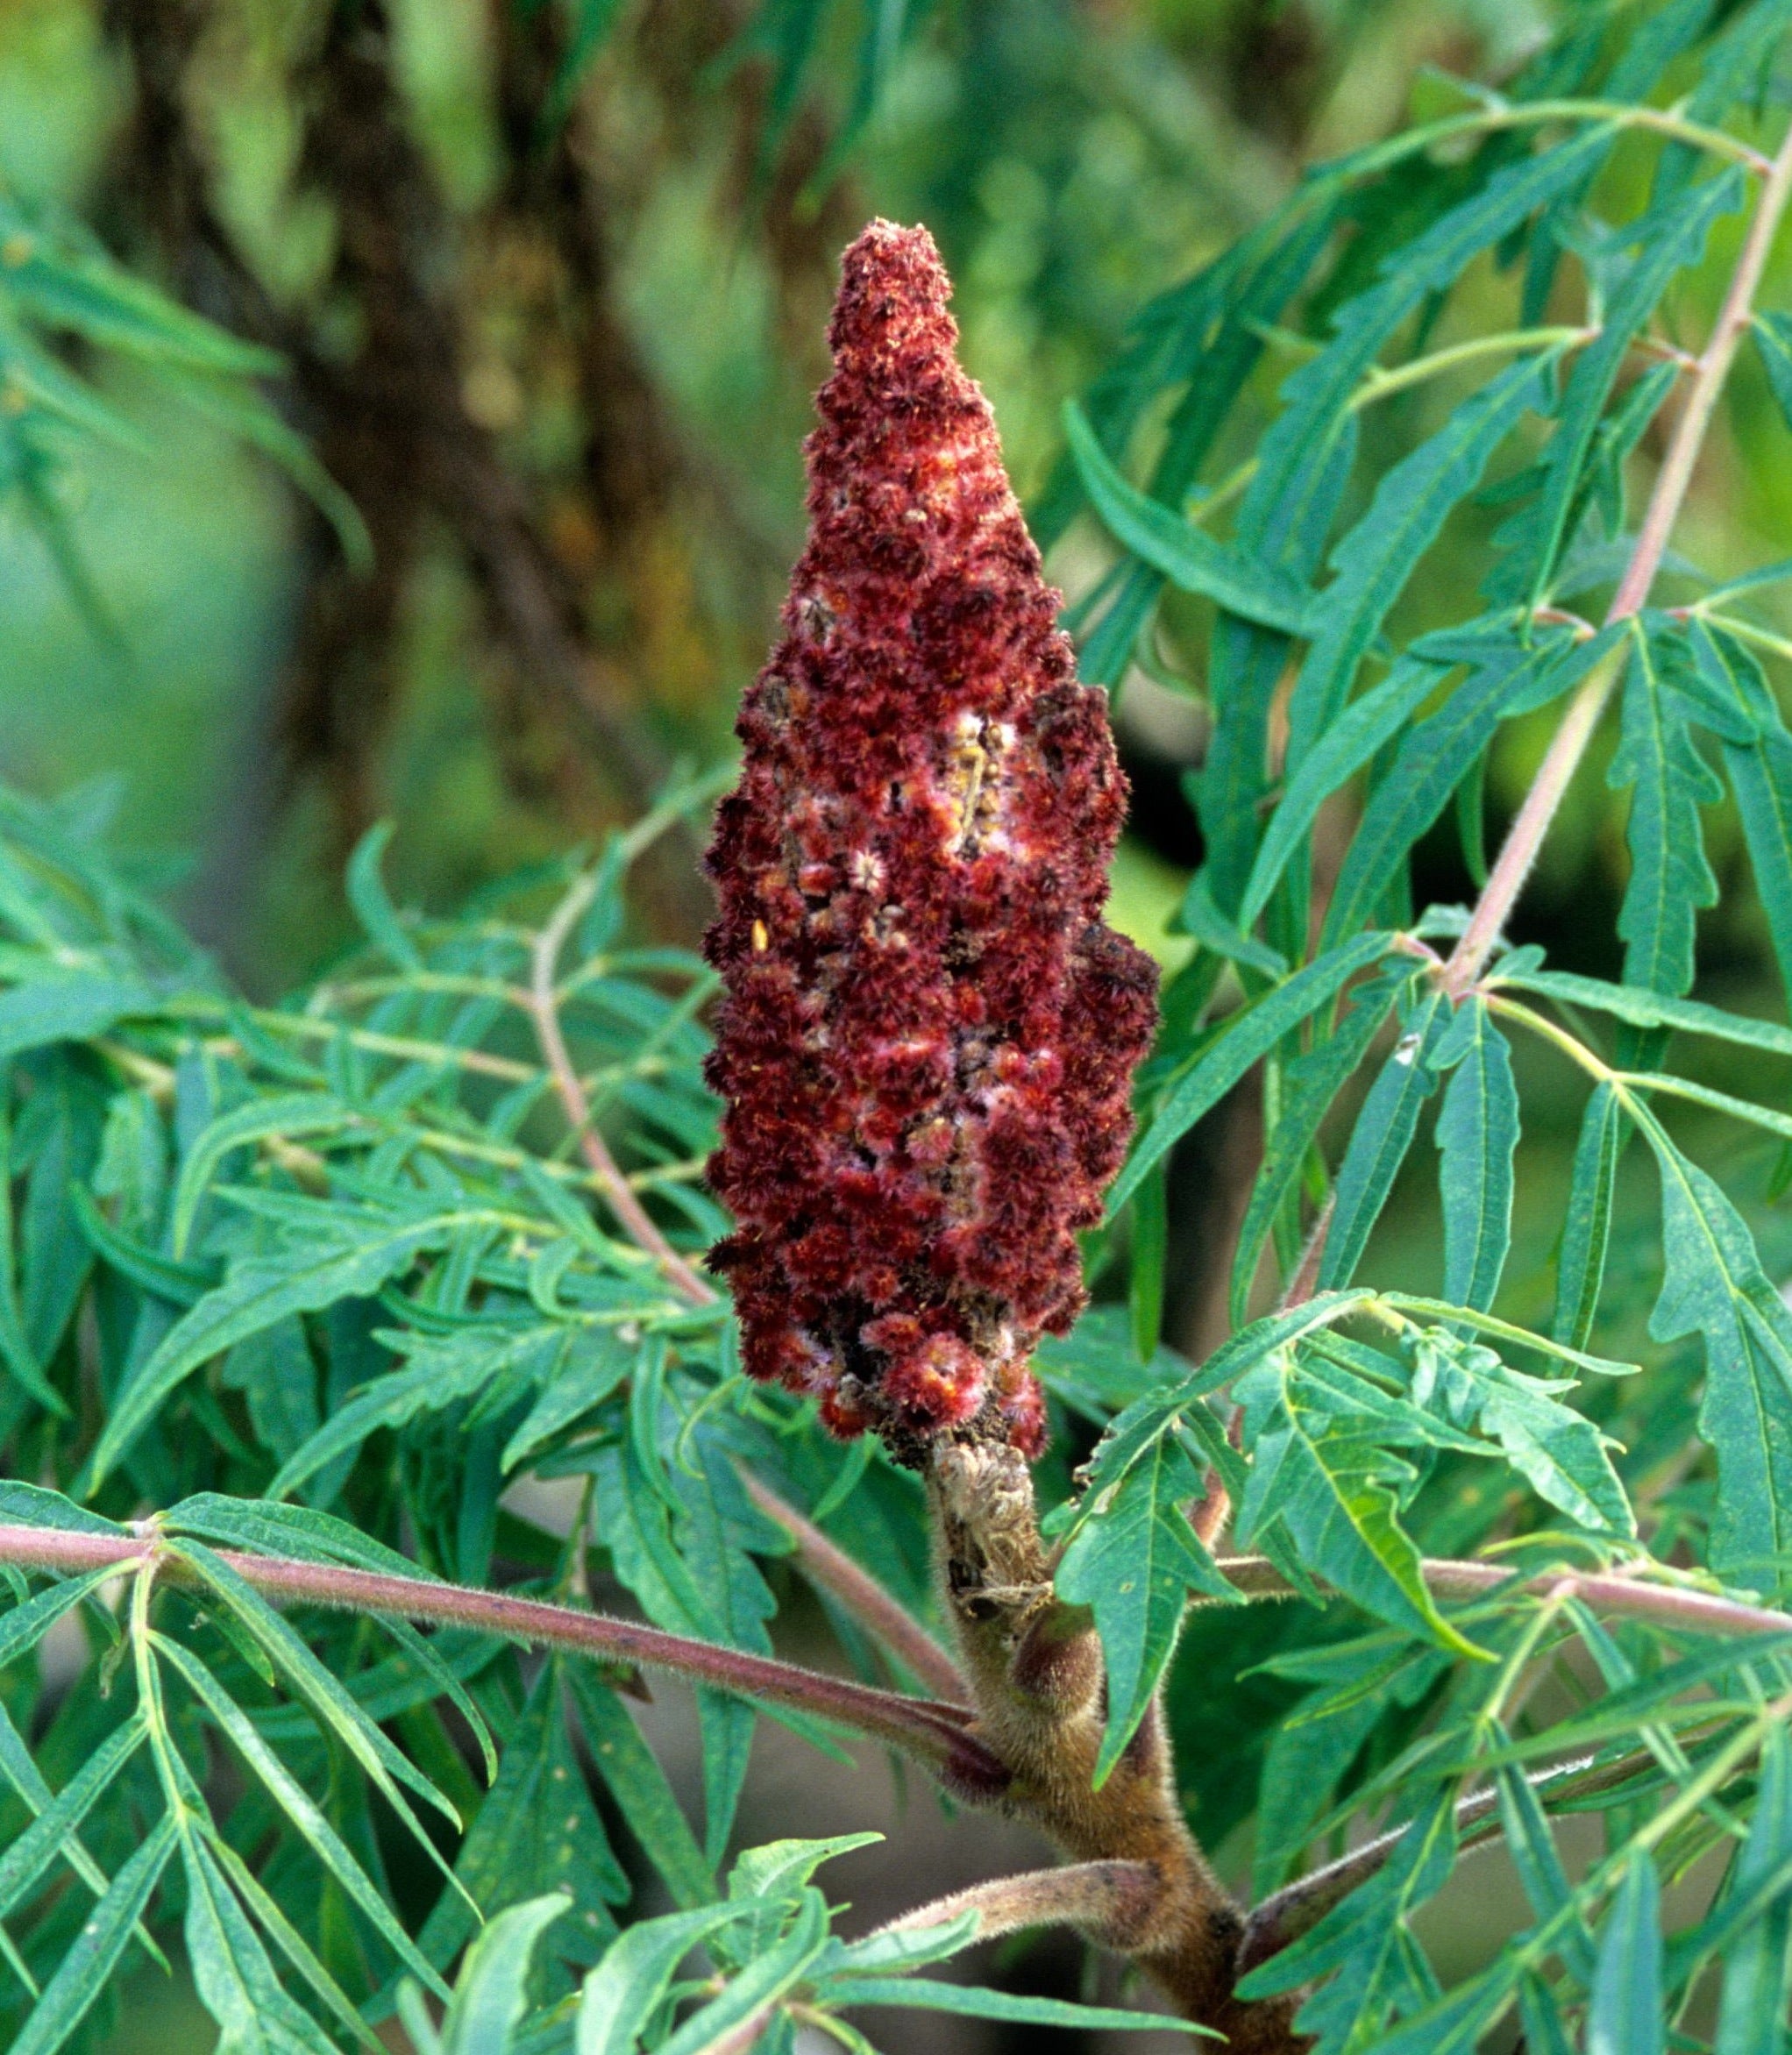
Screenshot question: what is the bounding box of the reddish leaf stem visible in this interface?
[1214,1548,1792,1639]
[0,1524,1003,1788]
[527,870,718,1305]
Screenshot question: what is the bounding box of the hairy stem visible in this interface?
[1444,116,1792,999]
[0,1524,1003,1789]
[926,1441,1305,2051]
[1212,1550,1792,1639]
[868,1860,1162,1950]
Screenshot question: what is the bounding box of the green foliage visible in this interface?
[0,194,367,628]
[15,4,1792,2051]
[1040,0,1792,2043]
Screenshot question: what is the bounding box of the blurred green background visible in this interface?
[7,1,1792,2045]
[0,0,1571,994]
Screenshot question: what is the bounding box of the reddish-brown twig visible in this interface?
[0,1523,1003,1790]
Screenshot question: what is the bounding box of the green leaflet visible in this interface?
[69,1182,214,1306]
[818,1979,1190,2031]
[1494,1760,1595,1977]
[1364,1961,1519,2055]
[1719,723,1792,1011]
[0,1697,163,1980]
[1609,620,1723,998]
[0,972,157,1065]
[1241,125,1616,576]
[1232,1344,1489,1660]
[654,1889,828,2055]
[1525,169,1744,603]
[0,1103,63,1419]
[85,1205,482,1490]
[153,1634,451,1999]
[1753,308,1792,437]
[1176,874,1288,976]
[1493,965,1792,1057]
[0,1717,144,1923]
[178,1830,339,2055]
[583,1429,800,1862]
[1194,131,1615,909]
[345,821,422,972]
[0,1566,122,1672]
[1319,985,1449,1292]
[1432,998,1520,1312]
[575,1903,750,2055]
[1128,1163,1168,1362]
[1064,1290,1373,1504]
[1589,1856,1665,2055]
[169,1092,366,1257]
[1285,351,1560,774]
[1238,656,1443,931]
[1055,1432,1241,1785]
[667,1423,785,1862]
[18,1054,103,1372]
[1632,1104,1792,1589]
[0,326,151,455]
[1711,1724,1792,2054]
[1253,1645,1447,1896]
[1063,400,1318,634]
[1107,930,1394,1219]
[157,363,371,572]
[1053,210,1334,687]
[1406,1330,1633,1538]
[0,210,281,373]
[1199,579,1338,918]
[1320,622,1607,949]
[417,1663,628,1975]
[440,1894,569,2055]
[265,1321,558,1502]
[727,1832,879,1920]
[566,1668,715,1912]
[10,1812,177,2055]
[1553,1081,1625,1353]
[502,1326,633,1473]
[0,1478,122,1533]
[167,1490,446,1579]
[1689,620,1792,1011]
[1034,1304,1197,1425]
[1518,1976,1577,2055]
[1229,974,1400,1326]
[170,1538,467,1864]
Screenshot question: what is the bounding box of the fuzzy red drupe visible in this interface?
[703,219,1157,1462]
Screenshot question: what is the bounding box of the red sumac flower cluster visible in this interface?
[704,219,1156,1462]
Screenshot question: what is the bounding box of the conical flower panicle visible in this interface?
[703,219,1157,1461]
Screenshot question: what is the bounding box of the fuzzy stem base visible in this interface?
[927,1442,1306,2051]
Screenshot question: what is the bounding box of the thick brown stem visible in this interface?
[927,1441,1305,2051]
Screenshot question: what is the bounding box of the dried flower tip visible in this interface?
[703,218,1157,1464]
